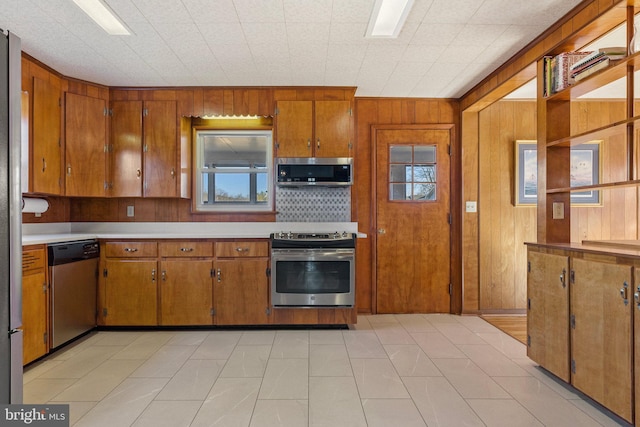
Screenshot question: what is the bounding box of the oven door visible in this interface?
[271,248,354,307]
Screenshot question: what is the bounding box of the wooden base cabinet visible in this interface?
[571,258,633,423]
[214,241,270,325]
[22,245,48,365]
[99,242,158,326]
[158,241,214,325]
[526,250,570,382]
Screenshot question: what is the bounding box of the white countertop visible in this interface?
[22,222,366,245]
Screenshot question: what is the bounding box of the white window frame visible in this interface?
[194,129,273,212]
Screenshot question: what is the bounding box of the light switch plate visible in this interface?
[552,202,564,219]
[465,201,477,213]
[127,205,134,217]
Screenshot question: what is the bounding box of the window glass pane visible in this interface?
[414,165,436,182]
[414,146,436,163]
[202,134,267,168]
[257,173,268,202]
[389,183,409,200]
[389,164,408,183]
[390,145,412,162]
[215,173,250,202]
[414,183,436,200]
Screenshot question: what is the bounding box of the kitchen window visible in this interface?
[195,130,273,212]
[389,144,437,201]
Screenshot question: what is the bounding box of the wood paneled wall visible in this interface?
[353,98,460,314]
[468,99,638,312]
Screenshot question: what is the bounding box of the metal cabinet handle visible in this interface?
[317,138,320,149]
[67,164,71,176]
[216,268,221,283]
[559,269,566,288]
[235,247,249,253]
[161,270,166,281]
[180,247,194,252]
[136,168,141,178]
[42,158,46,172]
[170,167,176,178]
[307,138,311,148]
[151,269,156,282]
[124,247,138,252]
[377,229,386,235]
[635,286,640,310]
[620,281,629,305]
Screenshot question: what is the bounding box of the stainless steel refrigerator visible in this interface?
[0,30,23,405]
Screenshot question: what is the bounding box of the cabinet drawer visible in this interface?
[22,247,46,275]
[215,241,268,258]
[104,242,157,258]
[159,241,213,257]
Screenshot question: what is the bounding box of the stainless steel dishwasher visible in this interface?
[48,240,99,348]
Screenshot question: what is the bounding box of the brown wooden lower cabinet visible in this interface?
[526,245,636,424]
[22,245,48,365]
[98,239,356,328]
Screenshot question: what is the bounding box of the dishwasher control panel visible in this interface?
[48,240,99,266]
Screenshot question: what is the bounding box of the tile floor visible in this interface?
[23,314,629,427]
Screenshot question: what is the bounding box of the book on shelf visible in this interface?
[573,57,610,81]
[546,52,592,94]
[570,54,608,77]
[598,46,627,60]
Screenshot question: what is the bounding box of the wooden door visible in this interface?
[635,267,640,427]
[102,259,157,326]
[526,250,570,381]
[571,258,632,422]
[374,126,452,313]
[214,258,269,325]
[143,100,177,197]
[275,100,313,157]
[314,100,351,158]
[111,100,142,197]
[32,77,62,195]
[65,92,107,196]
[160,259,213,325]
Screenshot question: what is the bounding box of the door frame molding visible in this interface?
[370,123,459,314]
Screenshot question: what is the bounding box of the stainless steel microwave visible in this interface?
[276,157,353,187]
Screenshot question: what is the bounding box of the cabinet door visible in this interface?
[314,100,351,158]
[111,100,143,197]
[571,258,632,422]
[160,259,213,325]
[214,258,270,325]
[32,77,62,195]
[526,251,570,381]
[143,100,177,197]
[635,268,640,426]
[22,271,47,365]
[101,259,158,326]
[275,100,313,157]
[65,92,107,196]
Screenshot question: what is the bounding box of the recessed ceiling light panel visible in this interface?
[72,0,131,36]
[366,0,415,38]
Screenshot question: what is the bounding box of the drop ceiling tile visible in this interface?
[289,41,328,59]
[210,43,254,64]
[324,69,359,87]
[327,44,367,63]
[198,21,246,45]
[331,0,374,23]
[249,42,290,61]
[403,44,446,61]
[128,0,193,23]
[101,0,149,23]
[329,22,369,43]
[242,22,287,44]
[436,45,484,63]
[284,0,332,22]
[471,0,583,26]
[234,0,285,23]
[423,0,482,24]
[363,45,408,64]
[452,24,509,47]
[32,1,94,24]
[411,22,464,45]
[0,0,54,22]
[286,23,330,42]
[182,0,239,23]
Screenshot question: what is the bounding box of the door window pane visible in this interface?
[389,145,437,201]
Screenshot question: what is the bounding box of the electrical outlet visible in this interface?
[465,201,477,213]
[126,205,134,217]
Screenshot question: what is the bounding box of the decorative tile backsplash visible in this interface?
[275,187,351,222]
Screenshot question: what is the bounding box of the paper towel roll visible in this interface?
[22,197,49,214]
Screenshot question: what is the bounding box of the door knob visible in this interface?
[378,229,386,234]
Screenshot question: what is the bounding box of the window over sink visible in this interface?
[195,130,273,212]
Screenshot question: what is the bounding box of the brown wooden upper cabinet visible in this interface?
[65,92,108,197]
[110,100,182,197]
[30,77,62,195]
[275,100,351,158]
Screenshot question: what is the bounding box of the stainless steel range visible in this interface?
[270,231,355,307]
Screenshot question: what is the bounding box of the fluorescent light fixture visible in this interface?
[72,0,131,35]
[366,0,414,38]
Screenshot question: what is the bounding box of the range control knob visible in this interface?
[342,231,349,238]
